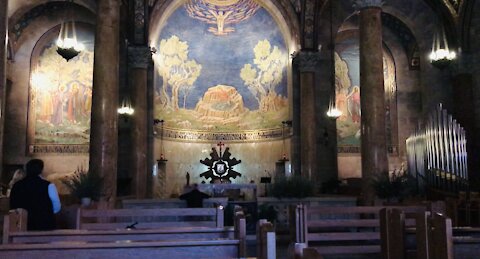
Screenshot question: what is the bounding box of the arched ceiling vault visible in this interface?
[149,0,301,51]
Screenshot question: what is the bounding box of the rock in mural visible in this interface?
[195,85,246,123]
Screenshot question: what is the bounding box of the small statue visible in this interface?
[186,171,190,187]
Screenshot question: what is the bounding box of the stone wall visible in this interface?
[153,138,290,197]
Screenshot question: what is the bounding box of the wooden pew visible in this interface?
[1,208,247,258]
[76,206,224,230]
[4,208,239,245]
[0,239,241,258]
[293,204,430,257]
[122,197,229,209]
[257,219,276,259]
[6,227,235,244]
[382,208,480,259]
[2,208,27,244]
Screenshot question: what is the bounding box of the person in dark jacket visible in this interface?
[10,159,61,230]
[179,183,210,208]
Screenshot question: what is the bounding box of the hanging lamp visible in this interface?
[56,0,84,61]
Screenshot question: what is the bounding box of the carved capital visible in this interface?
[352,0,383,10]
[128,46,152,69]
[292,51,322,72]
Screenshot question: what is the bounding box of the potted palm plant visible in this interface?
[62,167,103,206]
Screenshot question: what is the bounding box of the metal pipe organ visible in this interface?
[406,104,468,193]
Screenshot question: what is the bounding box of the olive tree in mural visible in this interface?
[240,40,286,112]
[185,0,260,36]
[154,35,202,111]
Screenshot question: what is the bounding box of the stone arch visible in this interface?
[26,22,95,151]
[326,5,422,162]
[148,0,298,137]
[8,0,96,27]
[8,2,95,54]
[4,2,94,167]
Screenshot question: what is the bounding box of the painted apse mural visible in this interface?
[335,38,397,153]
[153,0,289,139]
[28,25,94,153]
[152,0,290,197]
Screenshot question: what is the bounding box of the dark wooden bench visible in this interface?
[1,208,249,258]
[257,219,276,259]
[121,197,229,209]
[382,208,480,259]
[0,239,242,258]
[4,207,235,244]
[76,206,224,230]
[292,204,432,257]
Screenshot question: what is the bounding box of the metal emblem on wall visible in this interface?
[200,142,242,183]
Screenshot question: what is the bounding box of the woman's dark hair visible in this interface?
[25,159,44,176]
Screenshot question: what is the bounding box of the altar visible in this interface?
[198,183,257,200]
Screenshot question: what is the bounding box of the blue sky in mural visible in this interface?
[336,39,360,87]
[157,6,288,110]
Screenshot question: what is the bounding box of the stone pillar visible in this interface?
[275,159,288,178]
[292,52,321,182]
[0,0,7,180]
[128,46,151,199]
[89,0,120,208]
[155,159,168,198]
[354,0,388,205]
[452,54,479,181]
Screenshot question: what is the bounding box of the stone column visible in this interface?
[452,54,479,181]
[89,0,120,208]
[128,46,151,199]
[292,52,321,182]
[0,0,8,180]
[354,0,388,205]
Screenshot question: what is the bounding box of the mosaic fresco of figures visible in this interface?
[335,40,396,149]
[30,29,94,145]
[153,0,289,132]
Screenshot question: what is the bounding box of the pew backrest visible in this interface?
[294,204,429,256]
[2,209,247,259]
[0,239,241,258]
[76,207,224,230]
[257,219,276,259]
[2,209,27,244]
[381,208,454,259]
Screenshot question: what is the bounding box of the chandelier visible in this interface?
[117,97,134,115]
[56,0,84,61]
[326,97,342,120]
[429,24,456,68]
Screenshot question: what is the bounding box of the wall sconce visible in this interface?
[118,97,134,116]
[429,23,456,68]
[326,97,342,120]
[56,0,84,61]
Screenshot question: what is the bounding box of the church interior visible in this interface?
[0,0,480,258]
